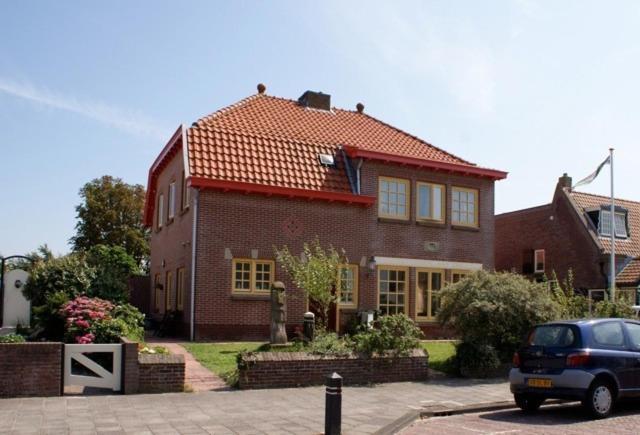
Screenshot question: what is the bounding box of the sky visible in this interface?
[1,1,639,256]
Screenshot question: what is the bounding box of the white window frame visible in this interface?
[416,182,445,223]
[168,182,176,220]
[534,249,545,274]
[599,210,628,238]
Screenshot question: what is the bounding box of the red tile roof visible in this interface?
[569,191,640,257]
[617,258,640,286]
[144,89,507,226]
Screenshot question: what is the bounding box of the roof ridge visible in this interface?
[570,190,640,206]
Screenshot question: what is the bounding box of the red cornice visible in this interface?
[342,145,508,180]
[189,177,376,206]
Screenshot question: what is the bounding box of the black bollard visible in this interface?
[303,311,315,342]
[325,372,342,435]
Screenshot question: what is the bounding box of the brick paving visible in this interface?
[0,378,510,434]
[400,401,640,434]
[154,342,228,392]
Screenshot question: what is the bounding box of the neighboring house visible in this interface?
[143,85,507,340]
[495,173,640,296]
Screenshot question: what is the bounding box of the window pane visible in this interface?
[398,182,405,194]
[381,180,388,191]
[433,186,442,220]
[600,210,612,236]
[592,322,624,346]
[626,323,640,349]
[615,213,627,238]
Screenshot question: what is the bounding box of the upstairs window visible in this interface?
[378,177,410,220]
[452,187,478,227]
[417,182,445,222]
[599,210,628,238]
[168,182,176,220]
[534,249,545,273]
[181,171,190,211]
[157,194,164,229]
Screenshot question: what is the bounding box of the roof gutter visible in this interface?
[189,177,376,206]
[342,145,508,181]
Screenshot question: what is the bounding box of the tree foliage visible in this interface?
[274,238,346,327]
[86,244,140,303]
[70,175,149,266]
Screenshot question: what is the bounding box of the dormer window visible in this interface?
[598,209,628,239]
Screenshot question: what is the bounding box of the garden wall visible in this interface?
[0,342,62,397]
[137,354,185,393]
[238,349,429,389]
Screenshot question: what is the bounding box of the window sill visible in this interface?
[179,207,190,216]
[451,224,480,232]
[378,217,411,225]
[416,220,446,229]
[338,304,358,310]
[231,293,270,301]
[166,218,175,226]
[416,318,438,324]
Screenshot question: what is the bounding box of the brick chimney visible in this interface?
[298,91,331,111]
[558,173,572,191]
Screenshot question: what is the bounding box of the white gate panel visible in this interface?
[64,344,122,391]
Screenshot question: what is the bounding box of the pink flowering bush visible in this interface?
[60,296,143,344]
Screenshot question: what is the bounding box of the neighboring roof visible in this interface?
[617,258,640,286]
[568,191,640,257]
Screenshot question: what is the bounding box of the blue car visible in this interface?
[510,318,640,418]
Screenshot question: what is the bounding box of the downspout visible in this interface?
[189,189,199,341]
[356,158,363,194]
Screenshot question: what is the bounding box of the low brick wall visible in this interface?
[238,349,429,389]
[138,353,185,393]
[0,342,63,397]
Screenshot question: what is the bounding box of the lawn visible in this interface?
[184,340,458,385]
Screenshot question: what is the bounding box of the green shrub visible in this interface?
[0,334,26,343]
[352,314,423,357]
[593,298,635,319]
[308,330,352,357]
[86,245,140,303]
[438,271,558,362]
[112,303,145,342]
[31,291,70,341]
[23,254,93,307]
[455,342,500,378]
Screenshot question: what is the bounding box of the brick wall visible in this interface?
[187,160,495,340]
[138,354,185,393]
[495,186,606,290]
[238,349,429,389]
[0,343,62,398]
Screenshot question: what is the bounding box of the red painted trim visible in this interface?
[189,177,376,206]
[342,145,508,180]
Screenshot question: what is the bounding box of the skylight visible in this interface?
[318,153,335,166]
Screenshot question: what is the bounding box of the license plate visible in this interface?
[527,378,553,388]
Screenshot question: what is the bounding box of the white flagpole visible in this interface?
[610,147,616,301]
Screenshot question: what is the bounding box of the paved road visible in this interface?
[0,379,510,434]
[400,401,640,434]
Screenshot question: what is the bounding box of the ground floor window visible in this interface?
[232,259,275,293]
[416,269,443,320]
[176,267,185,311]
[338,265,359,307]
[165,270,174,311]
[451,270,471,283]
[154,273,162,311]
[378,267,408,315]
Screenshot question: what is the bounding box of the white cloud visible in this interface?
[0,77,168,140]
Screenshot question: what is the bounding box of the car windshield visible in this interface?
[528,325,577,347]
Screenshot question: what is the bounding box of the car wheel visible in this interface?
[583,379,614,419]
[514,393,544,413]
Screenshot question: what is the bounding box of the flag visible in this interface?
[572,156,611,189]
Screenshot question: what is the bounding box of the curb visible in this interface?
[376,399,568,434]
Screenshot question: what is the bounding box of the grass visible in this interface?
[422,341,457,375]
[183,342,264,384]
[184,340,459,385]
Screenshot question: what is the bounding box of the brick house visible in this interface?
[143,85,507,340]
[495,173,640,296]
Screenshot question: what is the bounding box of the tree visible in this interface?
[86,244,141,303]
[274,239,346,327]
[70,175,149,266]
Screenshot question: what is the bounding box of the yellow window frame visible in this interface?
[416,181,446,223]
[176,267,185,311]
[337,264,359,307]
[231,259,275,294]
[377,266,409,315]
[452,186,479,228]
[165,270,174,311]
[378,176,411,220]
[415,268,445,321]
